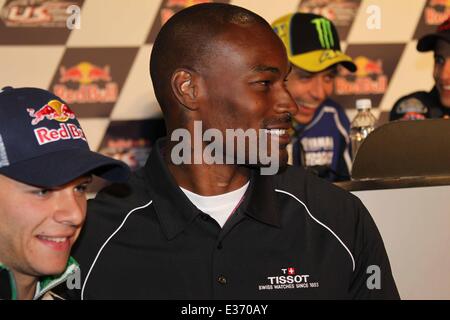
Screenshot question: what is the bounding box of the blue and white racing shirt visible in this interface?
[292,99,352,181]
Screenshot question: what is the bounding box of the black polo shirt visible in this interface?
[72,138,399,299]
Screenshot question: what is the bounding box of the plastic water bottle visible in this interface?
[349,99,377,160]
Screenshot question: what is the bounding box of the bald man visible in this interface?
[72,3,399,299]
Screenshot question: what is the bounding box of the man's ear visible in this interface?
[171,69,199,111]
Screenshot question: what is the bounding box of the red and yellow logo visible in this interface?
[53,61,118,104]
[335,55,387,95]
[59,62,112,85]
[27,100,76,125]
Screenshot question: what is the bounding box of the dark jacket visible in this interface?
[390,86,450,121]
[0,257,79,300]
[72,138,399,300]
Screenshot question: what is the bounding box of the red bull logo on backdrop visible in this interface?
[27,100,76,125]
[330,43,404,110]
[47,48,138,118]
[53,61,118,104]
[334,56,388,95]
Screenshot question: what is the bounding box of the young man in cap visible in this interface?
[272,13,356,182]
[73,3,399,300]
[0,86,129,300]
[390,17,450,120]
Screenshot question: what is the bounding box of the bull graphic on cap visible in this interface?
[27,100,76,125]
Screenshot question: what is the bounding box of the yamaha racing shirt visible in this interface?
[292,99,352,182]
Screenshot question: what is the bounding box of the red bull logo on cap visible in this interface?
[26,100,86,145]
[33,123,86,145]
[27,100,76,125]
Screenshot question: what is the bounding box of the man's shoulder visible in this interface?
[273,166,367,264]
[321,98,346,111]
[73,167,153,287]
[305,99,350,132]
[88,168,151,219]
[393,90,430,103]
[274,165,360,210]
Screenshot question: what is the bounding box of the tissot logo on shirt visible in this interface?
[257,267,319,291]
[25,100,87,145]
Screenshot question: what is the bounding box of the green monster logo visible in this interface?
[311,18,334,49]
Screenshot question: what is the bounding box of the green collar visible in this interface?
[0,257,79,300]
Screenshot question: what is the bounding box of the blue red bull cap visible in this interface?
[0,86,130,187]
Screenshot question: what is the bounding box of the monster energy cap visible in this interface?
[272,12,357,73]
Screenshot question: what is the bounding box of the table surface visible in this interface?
[334,175,450,192]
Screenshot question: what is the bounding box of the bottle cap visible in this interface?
[356,99,372,110]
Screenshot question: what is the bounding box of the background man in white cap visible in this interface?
[0,86,129,299]
[272,12,357,181]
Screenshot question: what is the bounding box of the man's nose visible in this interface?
[274,86,298,117]
[440,58,450,81]
[309,77,328,102]
[53,190,86,227]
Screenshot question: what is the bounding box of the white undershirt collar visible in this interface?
[180,181,250,228]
